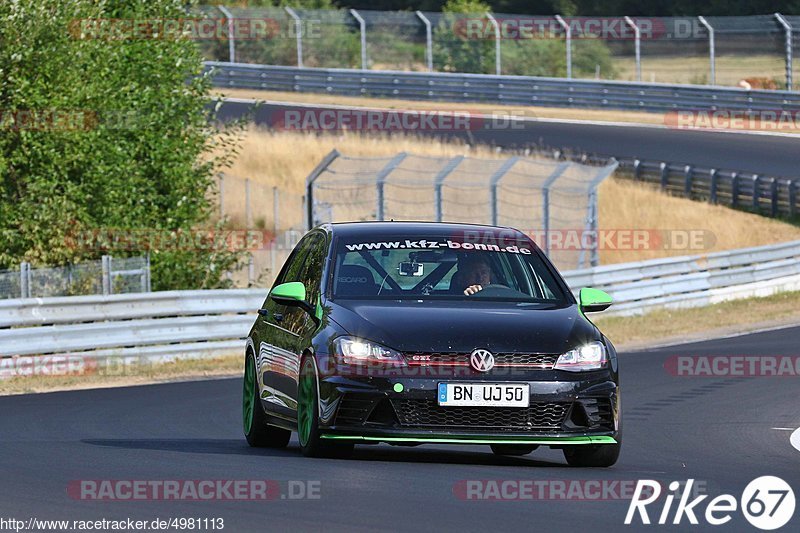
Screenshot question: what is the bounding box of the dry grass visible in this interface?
[595,289,800,349]
[611,53,789,86]
[0,355,241,396]
[218,127,800,265]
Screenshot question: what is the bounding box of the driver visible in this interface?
[455,255,494,296]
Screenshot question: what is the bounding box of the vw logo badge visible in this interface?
[470,349,494,372]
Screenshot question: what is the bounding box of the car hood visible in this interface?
[328,299,599,354]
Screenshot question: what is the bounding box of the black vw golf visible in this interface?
[243,222,621,467]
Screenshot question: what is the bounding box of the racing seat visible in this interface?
[336,265,380,297]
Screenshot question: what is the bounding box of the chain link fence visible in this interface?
[200,7,797,89]
[0,256,150,299]
[305,151,617,270]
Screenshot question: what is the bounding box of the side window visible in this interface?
[298,233,327,305]
[262,234,314,310]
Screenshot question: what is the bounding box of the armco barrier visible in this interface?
[2,239,800,362]
[204,61,800,114]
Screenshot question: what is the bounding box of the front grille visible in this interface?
[405,352,559,369]
[391,399,570,430]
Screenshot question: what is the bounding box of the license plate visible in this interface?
[437,383,530,407]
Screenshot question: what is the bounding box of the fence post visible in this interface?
[304,149,340,230]
[542,162,570,257]
[433,156,464,222]
[632,158,641,180]
[144,253,151,293]
[486,13,501,76]
[285,7,304,68]
[416,11,433,71]
[271,187,279,278]
[554,15,572,78]
[624,17,641,81]
[101,255,111,296]
[790,180,797,217]
[489,157,520,225]
[350,9,367,70]
[217,5,236,63]
[245,178,254,286]
[219,173,225,219]
[697,16,715,85]
[375,153,408,221]
[709,168,718,203]
[775,13,793,90]
[19,262,31,299]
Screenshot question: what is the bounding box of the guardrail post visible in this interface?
[659,162,668,190]
[285,7,304,67]
[416,11,433,72]
[632,158,641,180]
[20,262,31,299]
[350,9,367,70]
[217,5,236,63]
[697,16,715,85]
[709,168,718,203]
[775,13,793,90]
[375,153,407,221]
[554,15,572,78]
[790,180,797,217]
[486,13,502,76]
[624,17,641,81]
[731,172,739,207]
[752,174,760,211]
[770,178,779,217]
[433,156,464,222]
[101,255,112,296]
[684,165,693,196]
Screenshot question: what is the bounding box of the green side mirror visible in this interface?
[579,287,612,313]
[270,281,306,306]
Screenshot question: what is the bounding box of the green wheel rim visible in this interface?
[243,356,255,434]
[298,361,315,447]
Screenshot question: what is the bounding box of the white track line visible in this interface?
[220,97,800,139]
[791,427,800,453]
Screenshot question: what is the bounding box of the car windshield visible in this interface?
[330,234,570,303]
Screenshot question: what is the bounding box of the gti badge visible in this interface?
[470,349,495,372]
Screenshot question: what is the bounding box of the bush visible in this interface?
[0,0,244,290]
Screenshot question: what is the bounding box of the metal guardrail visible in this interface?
[205,61,800,114]
[535,149,800,218]
[2,239,800,363]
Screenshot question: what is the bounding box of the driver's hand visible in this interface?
[464,284,483,296]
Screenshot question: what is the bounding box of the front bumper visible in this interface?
[317,372,620,445]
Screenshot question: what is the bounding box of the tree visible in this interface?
[0,0,244,290]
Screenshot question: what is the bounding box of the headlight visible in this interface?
[333,337,406,367]
[554,341,607,371]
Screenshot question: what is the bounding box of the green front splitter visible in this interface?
[320,434,617,445]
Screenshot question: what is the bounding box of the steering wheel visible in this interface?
[467,284,514,297]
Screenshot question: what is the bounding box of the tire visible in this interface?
[490,444,538,456]
[297,356,354,458]
[243,352,291,448]
[563,443,621,467]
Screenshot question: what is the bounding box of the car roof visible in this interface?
[321,221,526,239]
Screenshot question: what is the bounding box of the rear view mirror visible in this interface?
[398,261,423,277]
[579,287,612,313]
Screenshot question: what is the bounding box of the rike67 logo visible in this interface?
[626,477,795,530]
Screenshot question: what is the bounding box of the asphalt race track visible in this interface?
[1,327,798,531]
[216,99,800,179]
